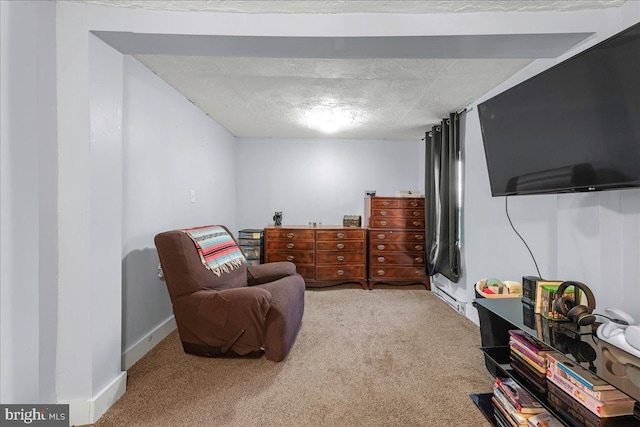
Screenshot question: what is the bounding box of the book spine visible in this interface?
[510,339,545,366]
[492,396,521,427]
[493,387,528,425]
[533,281,562,314]
[495,378,543,414]
[534,284,548,314]
[508,330,546,354]
[546,357,623,401]
[546,371,604,417]
[495,383,521,412]
[548,353,614,392]
[548,370,633,417]
[556,361,598,391]
[547,383,605,427]
[510,347,546,374]
[538,286,558,316]
[547,362,628,403]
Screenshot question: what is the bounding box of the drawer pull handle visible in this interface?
[380,210,388,216]
[337,256,345,261]
[415,245,424,250]
[415,270,422,276]
[380,220,387,226]
[286,233,294,238]
[377,245,385,250]
[377,234,386,239]
[377,257,386,263]
[376,270,385,276]
[411,201,418,207]
[287,243,295,249]
[415,257,424,263]
[412,211,420,216]
[383,201,390,206]
[415,235,424,240]
[412,222,420,227]
[286,255,295,261]
[336,243,345,249]
[337,270,345,276]
[336,232,345,239]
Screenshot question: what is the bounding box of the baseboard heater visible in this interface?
[432,284,466,316]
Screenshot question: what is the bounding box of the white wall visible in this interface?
[121,55,238,357]
[441,3,640,325]
[236,138,424,230]
[0,0,57,404]
[556,190,640,319]
[88,33,125,400]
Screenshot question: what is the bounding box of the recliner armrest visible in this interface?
[247,262,298,286]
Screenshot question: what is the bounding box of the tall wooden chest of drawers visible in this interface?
[364,196,430,290]
[264,226,367,289]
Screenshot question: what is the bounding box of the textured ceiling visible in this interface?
[133,55,534,140]
[71,0,625,14]
[74,0,627,140]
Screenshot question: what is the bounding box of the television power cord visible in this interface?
[505,195,544,280]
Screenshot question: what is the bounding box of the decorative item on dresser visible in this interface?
[264,226,367,290]
[364,196,430,290]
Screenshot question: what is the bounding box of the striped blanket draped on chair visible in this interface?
[182,225,246,277]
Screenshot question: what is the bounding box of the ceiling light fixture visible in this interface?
[302,101,362,134]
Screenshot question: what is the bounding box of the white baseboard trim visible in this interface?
[65,318,176,425]
[67,371,127,426]
[121,315,176,370]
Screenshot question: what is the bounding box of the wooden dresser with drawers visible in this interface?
[264,226,367,289]
[364,196,430,290]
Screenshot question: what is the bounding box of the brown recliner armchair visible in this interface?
[154,225,305,362]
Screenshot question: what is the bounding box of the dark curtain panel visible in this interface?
[425,112,461,282]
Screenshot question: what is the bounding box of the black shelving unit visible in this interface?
[470,298,640,427]
[470,393,498,426]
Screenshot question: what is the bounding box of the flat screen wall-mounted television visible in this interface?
[478,22,640,197]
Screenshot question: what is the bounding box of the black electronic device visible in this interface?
[521,276,541,329]
[521,275,542,305]
[478,22,640,197]
[553,281,596,326]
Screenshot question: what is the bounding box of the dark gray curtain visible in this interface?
[425,112,461,282]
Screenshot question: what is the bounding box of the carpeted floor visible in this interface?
[91,289,494,426]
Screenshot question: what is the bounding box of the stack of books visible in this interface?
[509,330,556,394]
[492,377,546,426]
[547,381,638,427]
[546,352,637,420]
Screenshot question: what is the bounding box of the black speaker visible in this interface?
[521,275,541,305]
